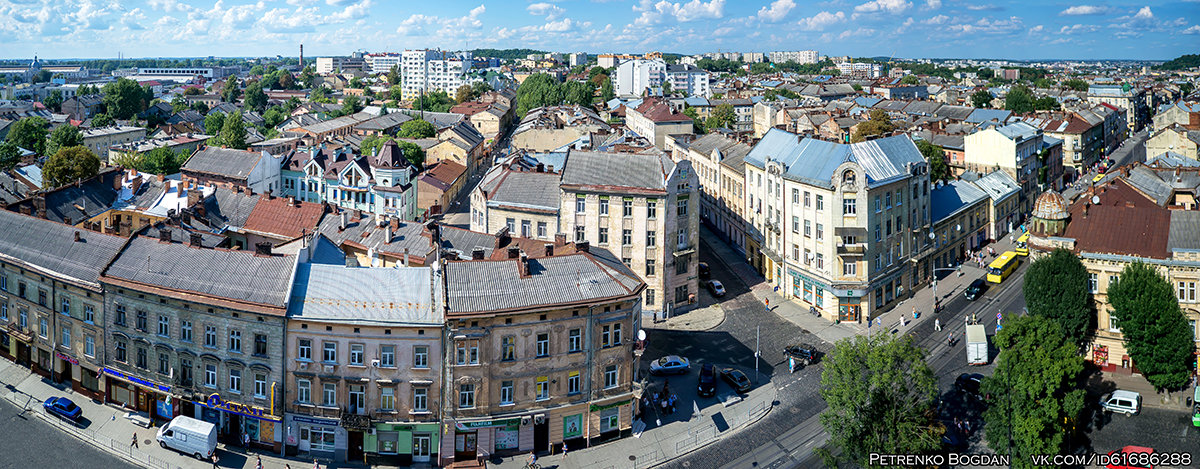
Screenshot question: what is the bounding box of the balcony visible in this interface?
[340,409,372,431]
[837,243,866,256]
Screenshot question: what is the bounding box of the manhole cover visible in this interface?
[682,461,692,468]
[629,456,636,461]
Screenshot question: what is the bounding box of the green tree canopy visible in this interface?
[982,315,1086,469]
[43,89,63,112]
[397,119,437,139]
[600,79,615,102]
[515,73,566,117]
[1033,96,1060,111]
[218,111,247,149]
[339,95,363,116]
[244,80,268,113]
[682,107,705,134]
[5,116,48,156]
[140,146,188,175]
[412,90,454,112]
[42,146,101,188]
[915,139,950,183]
[851,109,895,143]
[102,77,146,120]
[819,334,940,467]
[360,135,394,157]
[387,65,400,86]
[397,140,425,169]
[389,85,404,101]
[471,81,493,96]
[1023,248,1093,346]
[899,75,920,85]
[221,76,241,103]
[1062,78,1088,91]
[0,141,22,170]
[90,113,115,128]
[562,81,595,107]
[455,85,474,104]
[705,103,736,131]
[249,65,264,76]
[971,89,993,108]
[262,106,287,129]
[46,124,84,158]
[204,112,226,135]
[277,70,296,90]
[1005,86,1035,114]
[1107,262,1196,391]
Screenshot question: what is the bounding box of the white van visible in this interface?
[1101,390,1142,417]
[156,416,218,460]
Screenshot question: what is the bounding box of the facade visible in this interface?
[568,53,588,67]
[625,98,693,149]
[363,53,402,74]
[135,67,235,79]
[315,57,366,74]
[768,50,819,64]
[82,125,146,160]
[100,234,294,450]
[470,162,563,240]
[667,134,752,255]
[614,59,709,98]
[181,146,284,195]
[1145,124,1200,161]
[926,180,990,273]
[970,170,1022,241]
[1087,85,1149,133]
[401,50,473,101]
[836,62,882,78]
[963,121,1048,217]
[439,244,645,465]
[279,141,419,221]
[743,129,930,323]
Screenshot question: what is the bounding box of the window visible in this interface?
[843,197,856,215]
[254,334,267,356]
[381,345,395,367]
[60,297,69,315]
[623,200,633,217]
[875,225,882,242]
[323,342,337,363]
[229,330,241,352]
[348,344,363,365]
[413,387,428,411]
[792,216,800,233]
[297,339,312,361]
[39,317,47,338]
[885,192,892,208]
[804,220,811,237]
[575,226,585,242]
[537,222,547,238]
[60,326,70,347]
[1178,281,1197,302]
[0,273,5,291]
[249,373,264,398]
[569,329,581,352]
[136,347,146,369]
[157,315,169,336]
[604,365,618,389]
[599,197,609,215]
[647,200,657,218]
[37,289,46,307]
[505,218,515,233]
[896,189,903,206]
[1088,273,1098,293]
[323,383,336,406]
[1,303,7,321]
[646,259,656,277]
[521,220,531,238]
[804,248,812,265]
[180,321,192,342]
[816,194,824,211]
[115,305,125,326]
[205,364,216,388]
[568,371,580,394]
[228,368,241,393]
[205,326,217,347]
[500,380,514,405]
[598,227,608,244]
[501,336,515,361]
[875,195,882,212]
[459,384,475,408]
[816,223,823,240]
[844,261,857,276]
[297,379,311,403]
[136,310,147,331]
[677,199,687,216]
[792,188,799,204]
[1109,313,1120,332]
[575,195,585,213]
[380,387,395,411]
[414,345,429,368]
[647,230,656,246]
[19,309,26,329]
[115,340,127,362]
[536,377,549,400]
[804,191,811,207]
[678,228,688,248]
[622,229,632,246]
[17,281,24,299]
[536,333,549,357]
[646,289,655,306]
[85,336,94,357]
[816,253,824,270]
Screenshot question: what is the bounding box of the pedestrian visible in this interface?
[912,306,918,319]
[131,432,139,449]
[243,432,250,449]
[211,453,220,469]
[1009,234,1014,244]
[314,459,321,469]
[562,442,568,461]
[934,318,941,331]
[256,455,263,469]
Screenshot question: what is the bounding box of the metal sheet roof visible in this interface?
[0,210,124,286]
[561,150,670,191]
[445,252,642,314]
[744,128,923,188]
[287,263,441,325]
[930,180,989,224]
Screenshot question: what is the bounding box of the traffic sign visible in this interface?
[997,312,1003,320]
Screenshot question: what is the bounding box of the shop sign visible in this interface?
[101,367,170,393]
[199,393,280,422]
[589,399,631,413]
[454,417,520,431]
[293,415,339,426]
[563,414,583,439]
[156,398,172,418]
[55,351,78,365]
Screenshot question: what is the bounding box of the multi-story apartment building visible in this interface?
[614,59,710,98]
[1028,113,1105,175]
[667,134,752,254]
[963,121,1059,216]
[925,180,990,272]
[836,62,882,78]
[470,162,562,240]
[626,97,694,149]
[0,209,123,401]
[1145,124,1200,161]
[82,125,146,162]
[743,129,930,323]
[1087,84,1149,133]
[567,52,588,67]
[968,170,1022,241]
[283,239,443,465]
[364,53,402,74]
[181,146,284,196]
[99,234,294,451]
[401,50,473,101]
[315,57,366,74]
[768,50,819,64]
[439,243,645,465]
[280,141,419,221]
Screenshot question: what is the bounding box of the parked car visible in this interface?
[1105,445,1155,469]
[707,280,726,297]
[698,262,711,279]
[1101,390,1142,417]
[964,279,987,301]
[42,396,82,422]
[784,344,820,367]
[955,373,984,398]
[697,363,717,397]
[720,368,752,393]
[649,355,690,375]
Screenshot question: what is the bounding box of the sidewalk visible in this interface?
[1090,369,1195,412]
[0,358,373,469]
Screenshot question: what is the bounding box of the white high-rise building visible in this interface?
[364,53,401,74]
[615,59,710,98]
[400,49,473,101]
[769,50,819,64]
[568,52,588,67]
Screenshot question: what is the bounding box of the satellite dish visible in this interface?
[1091,195,1100,204]
[637,329,647,341]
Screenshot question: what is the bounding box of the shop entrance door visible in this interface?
[454,432,477,461]
[534,420,549,454]
[58,359,71,384]
[348,431,364,462]
[412,434,431,463]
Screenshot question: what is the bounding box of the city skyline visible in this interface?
[0,0,1196,61]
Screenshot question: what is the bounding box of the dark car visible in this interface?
[964,279,987,301]
[698,262,711,280]
[697,363,717,397]
[955,373,984,398]
[649,355,690,375]
[720,368,752,393]
[43,396,82,422]
[783,344,820,367]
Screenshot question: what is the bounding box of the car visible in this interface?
[1093,173,1105,183]
[698,262,711,279]
[697,363,717,397]
[955,373,984,397]
[938,422,968,450]
[1105,446,1155,469]
[783,344,820,367]
[43,396,82,422]
[964,279,987,301]
[707,280,726,297]
[649,355,690,375]
[1101,390,1142,417]
[720,368,752,393]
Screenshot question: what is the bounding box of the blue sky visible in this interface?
[0,0,1197,60]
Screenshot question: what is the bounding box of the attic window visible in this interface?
[843,170,856,185]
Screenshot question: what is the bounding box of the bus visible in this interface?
[1014,232,1029,256]
[986,251,1019,283]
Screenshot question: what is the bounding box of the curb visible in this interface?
[645,380,779,469]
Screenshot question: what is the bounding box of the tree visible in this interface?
[562,81,595,107]
[851,83,863,92]
[90,113,115,128]
[683,107,705,134]
[244,81,268,113]
[182,86,204,96]
[397,140,426,169]
[218,112,247,149]
[915,139,950,183]
[360,135,394,157]
[5,116,48,156]
[1062,78,1088,91]
[413,90,454,112]
[1022,248,1093,346]
[340,96,363,116]
[43,90,63,112]
[851,109,895,143]
[1180,82,1194,98]
[1033,96,1060,111]
[296,67,313,89]
[42,146,101,188]
[1005,86,1035,114]
[661,81,673,96]
[971,89,993,108]
[397,119,436,139]
[102,77,146,119]
[141,146,187,175]
[471,81,493,96]
[389,85,404,101]
[705,103,735,131]
[278,71,296,90]
[45,124,83,158]
[900,75,920,85]
[515,73,566,117]
[600,79,615,102]
[0,141,21,170]
[205,112,226,135]
[819,334,940,467]
[221,76,241,103]
[455,85,474,104]
[263,106,287,129]
[981,315,1086,469]
[249,65,264,76]
[387,65,400,86]
[1107,262,1196,391]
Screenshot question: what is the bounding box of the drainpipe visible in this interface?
[583,305,595,448]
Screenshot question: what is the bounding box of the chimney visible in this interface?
[254,242,273,257]
[286,195,295,206]
[63,216,72,226]
[472,248,485,260]
[385,220,394,244]
[267,190,275,200]
[196,202,207,218]
[130,176,143,196]
[544,244,554,257]
[73,231,81,242]
[403,247,410,265]
[157,173,165,183]
[496,226,511,247]
[340,211,347,231]
[507,247,520,259]
[518,253,530,277]
[536,162,545,173]
[181,210,192,225]
[19,205,30,215]
[189,232,203,247]
[33,196,46,219]
[159,228,172,243]
[576,240,590,253]
[554,233,567,246]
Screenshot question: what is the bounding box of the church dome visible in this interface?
[1032,191,1069,220]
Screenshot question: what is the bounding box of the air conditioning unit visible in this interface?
[323,364,334,373]
[534,414,546,425]
[368,428,376,435]
[521,416,531,426]
[299,362,309,369]
[370,359,380,368]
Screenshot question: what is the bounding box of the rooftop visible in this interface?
[0,209,124,287]
[181,147,263,180]
[287,263,441,326]
[444,250,643,315]
[744,129,924,189]
[561,150,673,193]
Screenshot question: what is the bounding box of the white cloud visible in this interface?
[838,28,874,39]
[1028,24,1044,34]
[146,0,194,13]
[528,3,566,20]
[329,0,372,21]
[1059,5,1109,16]
[633,0,725,26]
[922,14,948,24]
[756,0,795,22]
[1058,23,1099,34]
[397,4,485,36]
[853,0,911,14]
[796,10,845,30]
[260,6,320,32]
[922,0,940,9]
[1184,25,1200,34]
[966,4,1001,11]
[944,15,1023,35]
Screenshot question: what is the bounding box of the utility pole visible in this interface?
[754,326,760,384]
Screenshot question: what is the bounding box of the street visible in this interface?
[1064,127,1149,201]
[0,394,130,469]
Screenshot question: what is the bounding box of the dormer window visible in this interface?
[842,170,856,185]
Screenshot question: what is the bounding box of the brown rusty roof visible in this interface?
[242,195,327,240]
[1063,179,1170,259]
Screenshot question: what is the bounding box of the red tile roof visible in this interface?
[1062,179,1169,259]
[634,97,692,123]
[242,195,327,239]
[423,160,467,186]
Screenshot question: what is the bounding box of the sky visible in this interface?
[0,0,1197,61]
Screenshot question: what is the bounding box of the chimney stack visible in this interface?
[507,247,520,259]
[340,211,347,231]
[189,232,203,247]
[576,240,590,253]
[181,210,192,225]
[287,195,295,207]
[536,163,545,173]
[254,242,273,257]
[403,247,410,265]
[73,231,81,242]
[554,233,567,246]
[159,228,172,243]
[63,216,72,226]
[544,244,554,257]
[518,253,530,277]
[472,248,485,260]
[385,219,394,244]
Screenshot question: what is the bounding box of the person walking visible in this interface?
[561,442,568,461]
[934,318,941,331]
[242,432,250,450]
[313,459,321,469]
[211,453,220,469]
[131,432,139,449]
[256,455,263,469]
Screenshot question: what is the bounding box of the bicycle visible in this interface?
[524,462,541,469]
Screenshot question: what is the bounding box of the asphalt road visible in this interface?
[1064,128,1149,201]
[0,395,131,469]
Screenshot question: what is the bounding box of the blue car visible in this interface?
[43,396,82,422]
[649,355,690,375]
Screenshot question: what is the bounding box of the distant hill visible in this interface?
[1156,54,1200,70]
[471,49,548,60]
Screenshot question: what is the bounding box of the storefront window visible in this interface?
[600,408,619,433]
